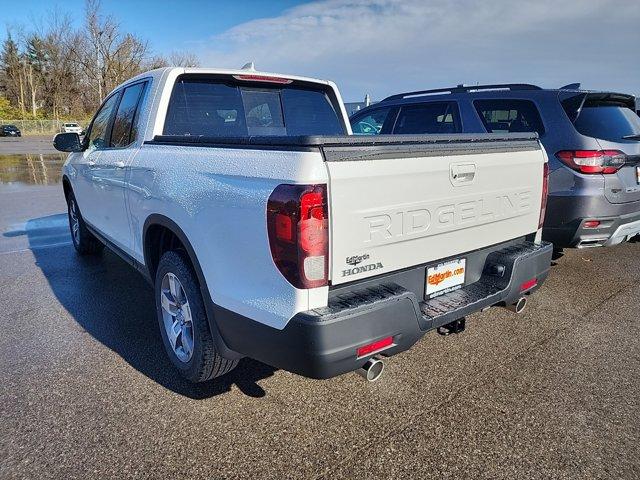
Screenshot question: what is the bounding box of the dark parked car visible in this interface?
[0,124,22,137]
[351,83,640,248]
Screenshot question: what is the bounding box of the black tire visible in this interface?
[155,250,238,382]
[67,191,104,255]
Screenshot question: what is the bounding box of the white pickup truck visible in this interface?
[54,67,553,383]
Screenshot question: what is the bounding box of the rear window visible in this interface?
[392,102,461,134]
[562,95,640,142]
[163,76,345,137]
[474,99,545,135]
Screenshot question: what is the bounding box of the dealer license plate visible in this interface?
[426,258,466,299]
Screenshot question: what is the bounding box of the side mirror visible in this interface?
[53,132,83,152]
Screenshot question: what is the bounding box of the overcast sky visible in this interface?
[4,0,639,101]
[197,0,640,100]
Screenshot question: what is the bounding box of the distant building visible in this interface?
[344,94,378,116]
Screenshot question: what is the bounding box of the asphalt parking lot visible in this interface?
[1,137,639,479]
[0,135,59,155]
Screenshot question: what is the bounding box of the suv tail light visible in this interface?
[539,162,549,229]
[555,150,626,174]
[267,184,328,289]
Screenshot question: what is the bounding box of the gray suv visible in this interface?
[350,84,640,248]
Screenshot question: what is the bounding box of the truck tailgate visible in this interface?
[322,134,545,285]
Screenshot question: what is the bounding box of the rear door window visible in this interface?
[392,102,461,134]
[110,82,146,147]
[163,76,345,137]
[87,93,121,150]
[474,99,545,135]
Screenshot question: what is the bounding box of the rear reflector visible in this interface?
[233,74,293,84]
[357,336,394,358]
[520,278,538,292]
[584,220,601,229]
[555,150,626,175]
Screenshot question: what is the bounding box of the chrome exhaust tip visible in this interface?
[356,357,385,382]
[505,296,527,314]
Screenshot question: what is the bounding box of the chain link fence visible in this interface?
[0,119,88,136]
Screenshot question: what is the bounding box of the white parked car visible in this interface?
[53,67,552,383]
[62,123,83,134]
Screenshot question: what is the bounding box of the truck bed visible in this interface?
[148,132,546,286]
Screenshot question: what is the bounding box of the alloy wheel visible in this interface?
[160,272,194,363]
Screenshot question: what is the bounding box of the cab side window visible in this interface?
[474,99,545,135]
[350,107,393,135]
[87,93,120,150]
[110,82,147,148]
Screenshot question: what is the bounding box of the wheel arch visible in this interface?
[143,214,203,286]
[142,214,244,361]
[62,175,72,201]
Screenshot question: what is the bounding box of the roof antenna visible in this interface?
[241,62,256,71]
[560,83,581,90]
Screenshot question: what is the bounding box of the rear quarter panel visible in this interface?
[127,145,329,329]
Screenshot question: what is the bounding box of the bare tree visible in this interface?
[67,0,148,106]
[144,51,201,70]
[24,35,45,117]
[0,0,189,119]
[168,51,200,68]
[35,14,77,120]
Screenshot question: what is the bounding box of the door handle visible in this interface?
[87,160,96,167]
[115,161,126,169]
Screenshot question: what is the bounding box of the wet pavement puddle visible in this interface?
[0,154,69,253]
[0,153,66,185]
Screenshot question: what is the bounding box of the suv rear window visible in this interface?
[163,76,345,137]
[562,94,640,142]
[474,99,545,135]
[392,102,461,134]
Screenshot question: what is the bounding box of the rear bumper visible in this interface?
[543,202,640,248]
[213,240,553,379]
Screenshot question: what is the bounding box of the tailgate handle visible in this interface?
[450,163,476,185]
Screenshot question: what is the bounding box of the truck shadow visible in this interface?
[6,213,276,399]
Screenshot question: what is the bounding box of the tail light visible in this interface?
[555,150,626,174]
[267,184,328,289]
[539,162,549,229]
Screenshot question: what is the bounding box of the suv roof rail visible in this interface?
[382,83,543,102]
